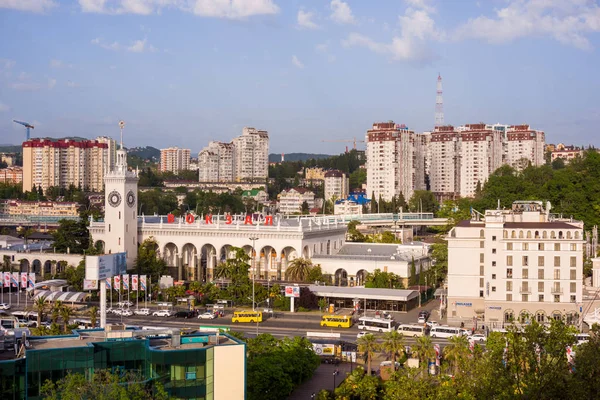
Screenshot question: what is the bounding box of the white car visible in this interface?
[117,301,134,307]
[198,312,217,320]
[467,334,487,344]
[426,321,440,328]
[120,309,133,317]
[0,303,10,310]
[153,310,172,317]
[112,308,123,315]
[134,308,150,316]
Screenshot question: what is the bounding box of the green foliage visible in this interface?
[408,190,438,213]
[408,257,417,286]
[285,258,314,282]
[349,168,367,190]
[59,259,85,291]
[52,219,90,254]
[364,231,401,244]
[347,220,366,242]
[357,333,380,375]
[183,189,246,215]
[214,247,254,305]
[138,188,178,214]
[365,269,404,289]
[134,238,167,282]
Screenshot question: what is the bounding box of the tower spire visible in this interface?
[435,74,444,127]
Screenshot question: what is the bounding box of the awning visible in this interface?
[33,290,91,303]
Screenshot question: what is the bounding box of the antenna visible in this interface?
[435,74,444,127]
[118,120,125,150]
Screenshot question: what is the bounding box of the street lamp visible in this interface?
[249,237,259,311]
[332,369,339,391]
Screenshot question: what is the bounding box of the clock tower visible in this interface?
[103,121,138,269]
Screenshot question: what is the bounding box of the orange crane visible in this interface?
[321,137,365,152]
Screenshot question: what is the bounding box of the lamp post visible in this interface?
[249,237,259,311]
[332,369,339,391]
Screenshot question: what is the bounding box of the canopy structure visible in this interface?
[26,279,68,293]
[33,290,91,303]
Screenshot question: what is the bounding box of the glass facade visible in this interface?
[0,335,225,400]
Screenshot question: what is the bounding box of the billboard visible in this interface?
[312,343,335,356]
[83,279,98,290]
[285,286,300,298]
[85,252,127,280]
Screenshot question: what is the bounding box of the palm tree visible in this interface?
[60,306,74,333]
[284,258,313,282]
[444,335,470,375]
[89,306,98,328]
[33,296,47,329]
[51,300,63,325]
[357,333,379,376]
[414,335,435,367]
[381,330,405,370]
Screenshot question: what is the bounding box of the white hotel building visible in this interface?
[447,201,584,327]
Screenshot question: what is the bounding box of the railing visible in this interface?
[551,287,563,295]
[519,287,531,294]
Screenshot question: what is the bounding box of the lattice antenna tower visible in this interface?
[435,73,444,127]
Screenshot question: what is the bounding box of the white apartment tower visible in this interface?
[324,170,349,202]
[429,126,460,199]
[505,125,545,170]
[365,121,424,202]
[160,147,191,174]
[96,136,118,175]
[447,201,583,327]
[198,141,235,182]
[233,127,269,182]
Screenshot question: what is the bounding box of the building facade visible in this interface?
[0,166,23,184]
[324,170,349,202]
[95,136,117,175]
[0,152,17,166]
[365,121,424,202]
[447,201,584,328]
[278,187,315,214]
[550,143,584,164]
[0,200,79,217]
[505,125,545,170]
[232,127,269,182]
[305,167,326,180]
[22,138,108,193]
[198,141,235,182]
[160,147,191,174]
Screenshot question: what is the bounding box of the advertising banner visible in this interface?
[3,272,10,288]
[83,279,98,290]
[132,274,138,291]
[312,343,335,356]
[106,277,112,290]
[85,252,127,280]
[11,272,18,288]
[20,272,27,289]
[114,275,121,290]
[140,275,147,291]
[122,274,129,290]
[285,286,300,298]
[28,273,35,289]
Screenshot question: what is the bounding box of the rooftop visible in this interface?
[308,285,419,302]
[313,242,429,261]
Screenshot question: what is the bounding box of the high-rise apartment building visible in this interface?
[324,170,349,202]
[232,127,269,182]
[95,136,117,175]
[198,127,269,183]
[505,124,545,169]
[22,138,108,192]
[160,147,191,174]
[366,121,424,202]
[447,200,583,327]
[198,141,234,182]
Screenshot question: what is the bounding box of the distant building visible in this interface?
[22,138,108,192]
[160,147,191,174]
[95,136,117,174]
[324,170,349,202]
[278,187,315,214]
[305,167,326,180]
[232,127,269,182]
[334,199,363,215]
[198,141,234,182]
[0,199,80,217]
[0,153,17,166]
[0,166,23,184]
[550,143,584,164]
[505,124,545,170]
[241,189,269,203]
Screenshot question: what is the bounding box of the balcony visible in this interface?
[551,287,563,295]
[519,287,531,294]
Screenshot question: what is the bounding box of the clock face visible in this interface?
[126,190,136,208]
[108,190,122,208]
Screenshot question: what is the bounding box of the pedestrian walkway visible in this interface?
[287,362,353,400]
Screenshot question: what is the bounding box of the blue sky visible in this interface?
[1,0,600,154]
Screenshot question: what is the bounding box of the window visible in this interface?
[480,241,484,248]
[480,253,484,263]
[492,261,496,266]
[523,243,529,251]
[522,294,528,302]
[539,294,544,302]
[506,294,513,301]
[511,231,516,238]
[575,232,580,239]
[543,231,548,239]
[506,281,512,291]
[570,282,576,293]
[507,243,513,250]
[554,257,561,267]
[492,235,497,241]
[535,231,540,238]
[538,269,544,279]
[522,256,528,266]
[570,243,577,251]
[538,282,544,292]
[479,290,484,298]
[554,269,560,280]
[492,274,497,280]
[522,269,528,279]
[538,256,544,267]
[570,256,577,267]
[507,268,513,278]
[554,295,560,303]
[492,286,496,292]
[527,231,532,238]
[554,243,560,251]
[567,231,572,239]
[504,230,508,238]
[108,224,111,232]
[570,269,576,280]
[551,231,556,239]
[507,256,513,266]
[480,229,485,238]
[538,243,544,251]
[570,295,576,303]
[480,265,484,276]
[519,231,524,239]
[492,248,497,254]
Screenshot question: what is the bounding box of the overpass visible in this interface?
[337,212,449,227]
[0,215,79,229]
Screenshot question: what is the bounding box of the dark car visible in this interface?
[174,311,195,319]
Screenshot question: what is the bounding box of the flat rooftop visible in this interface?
[313,242,429,261]
[308,285,419,302]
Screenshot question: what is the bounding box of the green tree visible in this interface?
[59,306,74,333]
[443,335,470,375]
[430,242,448,285]
[134,238,167,282]
[347,220,365,242]
[413,335,435,367]
[408,257,417,286]
[285,258,314,282]
[214,247,253,305]
[365,269,403,289]
[60,260,85,291]
[357,333,380,376]
[381,330,405,370]
[89,306,98,328]
[307,264,325,283]
[52,219,90,254]
[408,190,438,213]
[33,296,47,329]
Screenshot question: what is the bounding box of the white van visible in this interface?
[575,333,590,345]
[398,324,426,337]
[429,326,465,339]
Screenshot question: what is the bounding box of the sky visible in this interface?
[1,0,600,154]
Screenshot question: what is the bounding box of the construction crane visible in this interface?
[13,120,34,140]
[321,137,365,152]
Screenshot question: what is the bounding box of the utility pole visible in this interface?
[249,237,259,311]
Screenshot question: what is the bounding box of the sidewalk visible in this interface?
[287,362,353,400]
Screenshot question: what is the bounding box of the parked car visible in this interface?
[467,334,487,344]
[17,319,36,328]
[116,301,134,307]
[152,310,172,317]
[357,331,369,339]
[120,309,133,317]
[0,303,10,310]
[198,311,217,320]
[417,310,430,323]
[174,311,194,319]
[134,308,150,316]
[426,321,440,328]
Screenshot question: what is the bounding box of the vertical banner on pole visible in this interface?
[122,274,129,291]
[11,272,18,288]
[114,275,121,290]
[106,277,112,290]
[140,275,146,291]
[3,272,9,288]
[132,275,138,291]
[20,272,27,289]
[28,273,35,288]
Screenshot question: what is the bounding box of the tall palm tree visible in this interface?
[414,335,435,367]
[284,258,313,282]
[51,300,63,325]
[59,306,74,333]
[381,330,405,370]
[33,296,47,329]
[444,335,470,375]
[89,306,98,328]
[357,333,379,376]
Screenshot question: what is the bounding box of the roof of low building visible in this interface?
[308,285,419,302]
[313,242,429,261]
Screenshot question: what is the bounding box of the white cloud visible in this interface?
[91,37,121,50]
[405,0,435,13]
[291,55,304,69]
[47,78,57,89]
[454,0,600,50]
[49,59,73,69]
[92,37,156,52]
[10,82,44,91]
[79,0,164,15]
[0,102,9,112]
[315,42,336,63]
[297,9,319,29]
[330,0,355,24]
[127,38,156,53]
[0,0,56,13]
[0,59,15,71]
[192,0,279,19]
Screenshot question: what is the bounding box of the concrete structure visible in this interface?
[0,166,23,184]
[233,127,269,182]
[0,235,24,249]
[550,143,584,164]
[0,327,246,400]
[312,242,430,288]
[198,141,234,182]
[365,121,424,202]
[308,285,420,312]
[0,152,17,166]
[505,124,545,170]
[305,167,326,180]
[278,187,315,215]
[22,138,108,192]
[0,200,79,218]
[334,199,363,215]
[95,136,117,174]
[324,170,349,202]
[241,188,269,203]
[160,147,191,174]
[447,200,584,328]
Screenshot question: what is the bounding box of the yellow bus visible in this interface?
[232,311,263,323]
[320,315,352,328]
